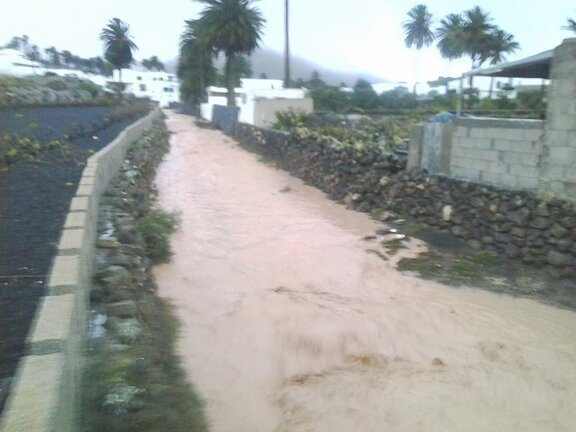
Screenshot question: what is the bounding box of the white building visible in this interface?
[202,78,313,128]
[0,48,44,76]
[112,69,180,108]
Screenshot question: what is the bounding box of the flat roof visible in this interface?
[463,49,554,79]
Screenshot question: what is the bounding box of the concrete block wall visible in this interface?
[449,118,544,190]
[539,38,576,199]
[0,107,161,432]
[409,38,576,201]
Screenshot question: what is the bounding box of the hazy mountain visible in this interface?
[164,47,389,86]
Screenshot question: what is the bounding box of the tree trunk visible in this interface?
[284,0,291,88]
[488,77,495,99]
[468,58,475,109]
[225,53,236,107]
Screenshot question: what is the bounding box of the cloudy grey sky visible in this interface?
[2,0,575,83]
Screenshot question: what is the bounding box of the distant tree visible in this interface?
[461,6,494,69]
[402,4,434,93]
[214,55,253,87]
[89,56,106,75]
[482,29,519,98]
[194,0,265,106]
[5,36,21,50]
[563,18,576,34]
[142,55,165,71]
[26,45,40,62]
[294,78,305,87]
[379,86,418,110]
[100,17,138,83]
[44,47,61,66]
[310,85,351,112]
[306,70,326,89]
[4,35,30,53]
[61,50,73,67]
[227,55,253,85]
[403,4,435,49]
[179,18,216,104]
[461,6,495,107]
[20,35,30,54]
[427,76,454,95]
[351,79,379,111]
[436,13,465,61]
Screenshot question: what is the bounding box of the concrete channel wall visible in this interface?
[0,107,162,432]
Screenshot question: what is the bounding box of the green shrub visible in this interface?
[138,209,180,263]
[45,79,69,91]
[274,110,311,131]
[75,80,101,98]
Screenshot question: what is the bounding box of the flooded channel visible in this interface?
[154,111,576,432]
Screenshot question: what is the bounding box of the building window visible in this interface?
[140,84,146,91]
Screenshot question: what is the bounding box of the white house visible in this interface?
[112,69,180,108]
[202,78,313,127]
[0,48,45,76]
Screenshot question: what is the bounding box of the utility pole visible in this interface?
[284,0,291,88]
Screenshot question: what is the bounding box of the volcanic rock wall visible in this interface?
[238,124,576,277]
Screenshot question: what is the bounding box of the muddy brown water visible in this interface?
[154,111,576,432]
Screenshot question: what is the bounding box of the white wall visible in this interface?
[113,69,180,107]
[0,49,44,76]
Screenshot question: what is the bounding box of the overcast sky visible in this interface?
[2,0,575,83]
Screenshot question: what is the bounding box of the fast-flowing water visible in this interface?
[154,111,576,432]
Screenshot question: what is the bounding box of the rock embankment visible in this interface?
[238,124,576,278]
[238,125,406,212]
[82,119,208,432]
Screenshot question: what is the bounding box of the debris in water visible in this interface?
[432,358,446,366]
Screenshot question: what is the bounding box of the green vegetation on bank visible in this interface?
[138,209,181,264]
[0,75,114,107]
[274,110,413,152]
[82,122,209,432]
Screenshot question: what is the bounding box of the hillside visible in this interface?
[165,47,388,86]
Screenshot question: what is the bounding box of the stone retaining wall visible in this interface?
[238,124,576,278]
[0,108,162,432]
[237,124,406,211]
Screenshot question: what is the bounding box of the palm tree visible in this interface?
[195,0,265,106]
[27,45,40,62]
[461,6,494,69]
[100,18,138,83]
[482,29,519,98]
[179,19,217,104]
[403,4,435,49]
[436,13,465,62]
[45,47,61,67]
[460,6,494,107]
[142,56,165,71]
[563,18,576,34]
[402,4,434,93]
